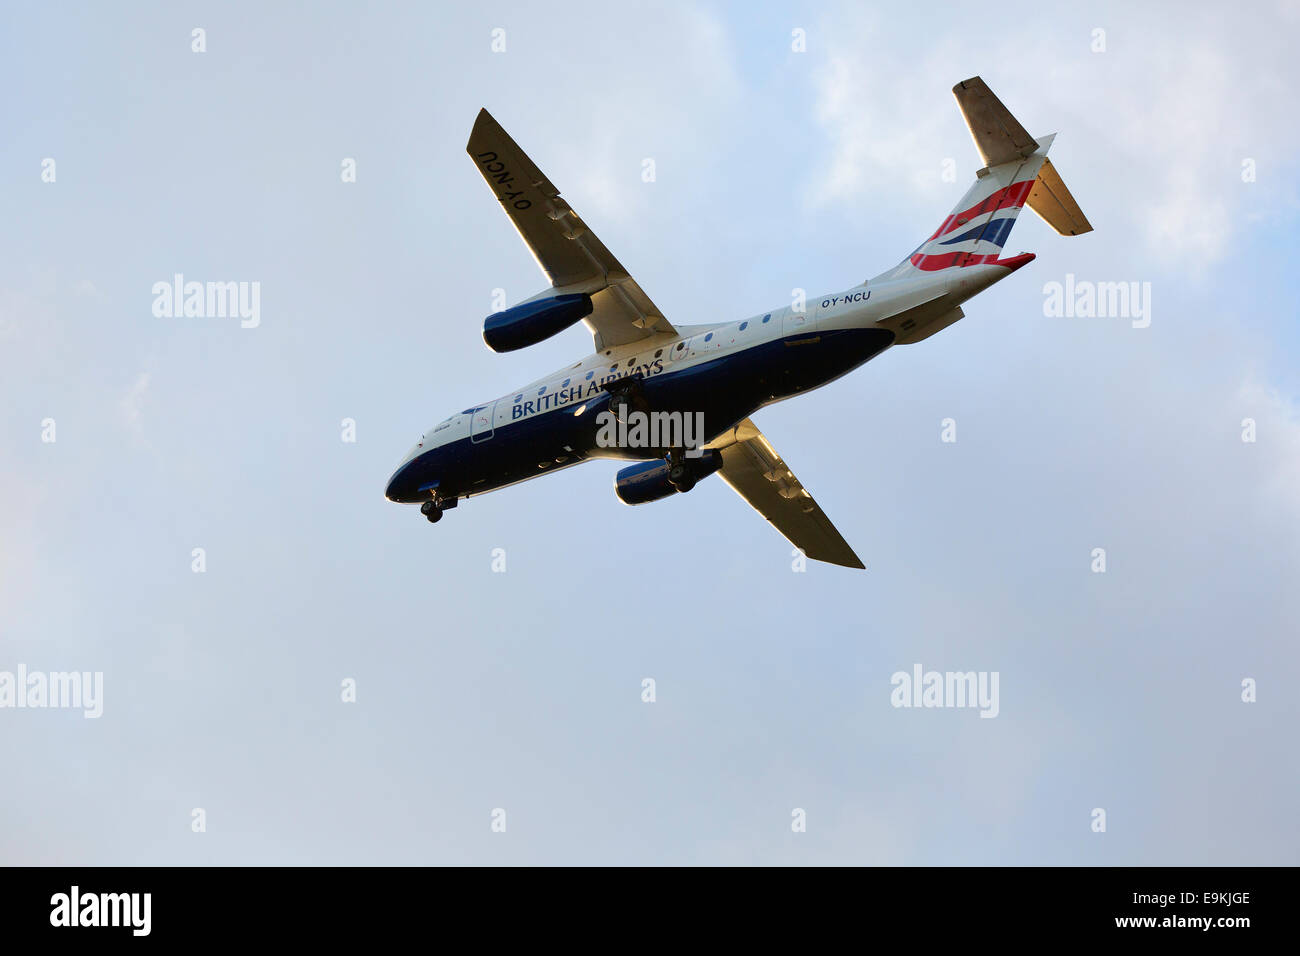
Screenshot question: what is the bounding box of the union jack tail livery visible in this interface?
[877,77,1092,280]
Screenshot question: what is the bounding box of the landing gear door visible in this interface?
[470,400,497,443]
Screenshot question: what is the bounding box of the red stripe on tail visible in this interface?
[929,179,1035,241]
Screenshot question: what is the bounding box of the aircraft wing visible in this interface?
[707,419,865,570]
[467,109,677,351]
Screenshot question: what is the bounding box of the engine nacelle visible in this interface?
[483,293,593,353]
[614,450,723,505]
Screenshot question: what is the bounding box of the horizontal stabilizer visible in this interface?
[1026,156,1093,235]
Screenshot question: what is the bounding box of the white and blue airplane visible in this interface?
[385,77,1092,568]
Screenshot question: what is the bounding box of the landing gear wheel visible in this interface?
[668,461,696,493]
[613,395,634,424]
[421,500,443,523]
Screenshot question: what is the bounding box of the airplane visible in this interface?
[385,77,1092,569]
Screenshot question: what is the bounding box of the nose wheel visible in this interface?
[420,499,443,523]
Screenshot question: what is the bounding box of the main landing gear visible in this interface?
[605,376,649,424]
[666,449,696,494]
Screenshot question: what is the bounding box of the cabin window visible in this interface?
[739,322,748,331]
[704,333,713,342]
[626,358,636,367]
[537,386,546,396]
[654,349,662,358]
[562,378,570,387]
[585,371,594,380]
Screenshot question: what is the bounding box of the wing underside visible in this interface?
[708,419,865,570]
[466,109,676,351]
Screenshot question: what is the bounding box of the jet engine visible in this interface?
[482,293,594,352]
[614,450,723,505]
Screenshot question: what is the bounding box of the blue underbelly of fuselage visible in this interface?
[385,326,895,502]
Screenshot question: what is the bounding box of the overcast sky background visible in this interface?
[2,0,1297,865]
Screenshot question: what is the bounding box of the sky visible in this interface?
[2,0,1297,865]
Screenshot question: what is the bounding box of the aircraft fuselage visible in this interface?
[383,265,1011,504]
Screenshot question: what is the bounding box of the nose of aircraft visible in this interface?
[385,459,416,502]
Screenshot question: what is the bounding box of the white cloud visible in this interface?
[806,2,1300,270]
[119,371,150,437]
[540,3,743,228]
[1236,375,1300,522]
[807,36,962,209]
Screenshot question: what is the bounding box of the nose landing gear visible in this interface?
[419,494,459,524]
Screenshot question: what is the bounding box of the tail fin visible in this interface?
[873,77,1092,280]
